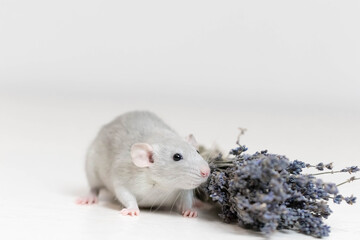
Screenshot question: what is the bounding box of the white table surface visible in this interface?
[1,95,359,240]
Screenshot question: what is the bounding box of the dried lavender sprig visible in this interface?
[311,170,349,176]
[330,194,357,205]
[305,162,360,172]
[311,167,360,176]
[306,163,331,171]
[336,176,360,187]
[235,127,247,146]
[340,166,360,174]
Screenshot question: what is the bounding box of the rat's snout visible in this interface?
[200,166,210,178]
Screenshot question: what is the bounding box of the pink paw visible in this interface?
[120,208,140,216]
[76,195,98,205]
[182,209,198,218]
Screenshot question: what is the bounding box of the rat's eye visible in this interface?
[196,150,200,154]
[173,153,183,161]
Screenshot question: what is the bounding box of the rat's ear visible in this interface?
[185,134,198,148]
[130,143,154,168]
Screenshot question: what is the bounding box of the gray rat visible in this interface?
[77,111,210,217]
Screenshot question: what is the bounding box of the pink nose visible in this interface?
[200,167,210,178]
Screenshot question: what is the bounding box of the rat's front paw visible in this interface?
[120,208,140,216]
[182,209,198,218]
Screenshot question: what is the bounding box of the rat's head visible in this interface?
[130,134,210,189]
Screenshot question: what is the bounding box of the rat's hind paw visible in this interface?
[120,208,140,216]
[182,209,198,218]
[76,195,98,205]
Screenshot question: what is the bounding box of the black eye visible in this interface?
[173,153,183,161]
[196,150,200,154]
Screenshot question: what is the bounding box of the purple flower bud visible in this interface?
[325,163,333,170]
[333,195,343,204]
[316,162,325,171]
[345,195,356,205]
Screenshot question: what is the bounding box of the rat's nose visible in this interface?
[200,167,210,178]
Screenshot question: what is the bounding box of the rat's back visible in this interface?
[108,111,175,138]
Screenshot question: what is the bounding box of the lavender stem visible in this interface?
[337,177,360,187]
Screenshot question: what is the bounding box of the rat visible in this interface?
[76,111,210,217]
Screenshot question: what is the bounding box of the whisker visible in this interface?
[185,172,201,178]
[149,188,168,212]
[186,168,201,175]
[153,190,175,212]
[191,179,196,212]
[169,190,182,214]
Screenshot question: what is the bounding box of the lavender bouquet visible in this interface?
[197,134,359,238]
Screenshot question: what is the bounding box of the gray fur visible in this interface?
[85,111,209,213]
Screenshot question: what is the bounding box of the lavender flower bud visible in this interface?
[316,162,325,171]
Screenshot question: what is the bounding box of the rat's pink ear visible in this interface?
[130,143,154,168]
[185,134,198,148]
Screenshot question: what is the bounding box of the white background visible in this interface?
[1,1,359,239]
